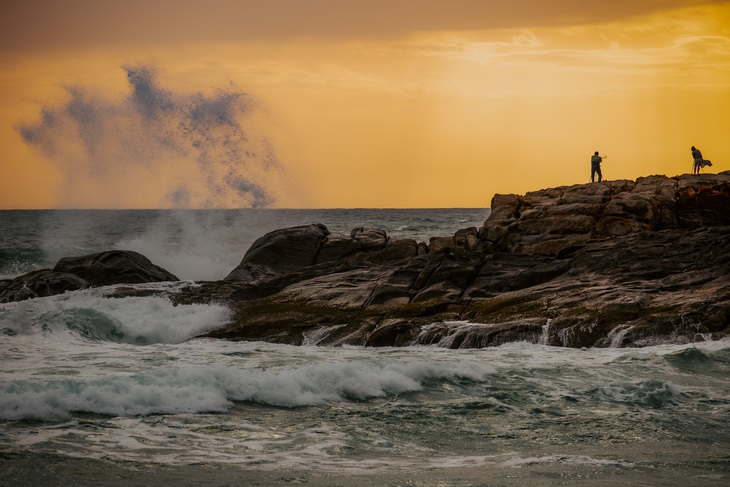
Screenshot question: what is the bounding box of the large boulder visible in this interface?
[0,250,178,302]
[315,227,388,264]
[224,224,417,284]
[225,223,330,281]
[53,250,179,285]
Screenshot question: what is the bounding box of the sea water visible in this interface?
[1,209,728,486]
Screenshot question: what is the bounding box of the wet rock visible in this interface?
[53,250,179,285]
[0,269,87,302]
[0,251,178,303]
[225,223,330,280]
[200,173,730,348]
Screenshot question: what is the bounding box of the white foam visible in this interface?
[0,286,230,344]
[0,359,496,421]
[502,454,634,468]
[0,368,233,421]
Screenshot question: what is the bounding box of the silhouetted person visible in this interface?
[691,146,712,174]
[591,151,603,182]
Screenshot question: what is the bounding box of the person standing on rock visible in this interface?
[691,146,712,174]
[591,151,604,182]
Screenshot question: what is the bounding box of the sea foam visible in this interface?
[0,359,496,421]
[0,285,230,344]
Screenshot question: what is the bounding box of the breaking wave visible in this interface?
[0,359,496,421]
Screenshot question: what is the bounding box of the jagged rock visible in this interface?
[455,227,479,251]
[676,174,730,227]
[482,173,730,255]
[196,173,730,348]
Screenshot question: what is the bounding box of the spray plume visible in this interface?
[20,65,284,208]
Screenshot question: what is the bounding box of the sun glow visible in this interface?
[1,1,728,209]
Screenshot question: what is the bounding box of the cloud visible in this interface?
[1,0,721,54]
[371,4,730,85]
[19,64,284,208]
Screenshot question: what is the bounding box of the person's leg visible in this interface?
[597,167,602,182]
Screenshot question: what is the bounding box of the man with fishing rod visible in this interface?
[591,151,607,182]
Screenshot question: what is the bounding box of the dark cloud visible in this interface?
[19,64,281,208]
[1,0,723,53]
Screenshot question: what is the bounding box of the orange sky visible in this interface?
[1,0,729,209]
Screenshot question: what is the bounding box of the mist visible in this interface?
[19,64,286,209]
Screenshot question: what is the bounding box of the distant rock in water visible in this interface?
[2,174,729,348]
[0,250,178,302]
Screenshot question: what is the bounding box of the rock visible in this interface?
[54,250,179,285]
[429,236,457,254]
[225,223,329,280]
[370,238,419,263]
[7,173,730,348]
[0,269,87,302]
[455,227,479,251]
[350,227,388,248]
[315,227,389,264]
[676,174,730,227]
[481,173,730,255]
[0,250,178,302]
[197,173,730,348]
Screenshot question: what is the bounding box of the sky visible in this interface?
[1,0,729,209]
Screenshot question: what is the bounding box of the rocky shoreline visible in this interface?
[2,173,729,348]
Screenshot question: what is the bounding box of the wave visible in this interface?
[0,359,497,422]
[0,285,229,345]
[587,379,685,409]
[663,346,730,377]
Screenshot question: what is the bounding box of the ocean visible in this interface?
[1,209,728,486]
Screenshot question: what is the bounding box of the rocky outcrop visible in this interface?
[0,250,178,302]
[479,173,730,256]
[3,173,729,348]
[223,223,419,282]
[188,173,730,348]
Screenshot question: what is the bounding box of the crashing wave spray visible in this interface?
[19,65,285,208]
